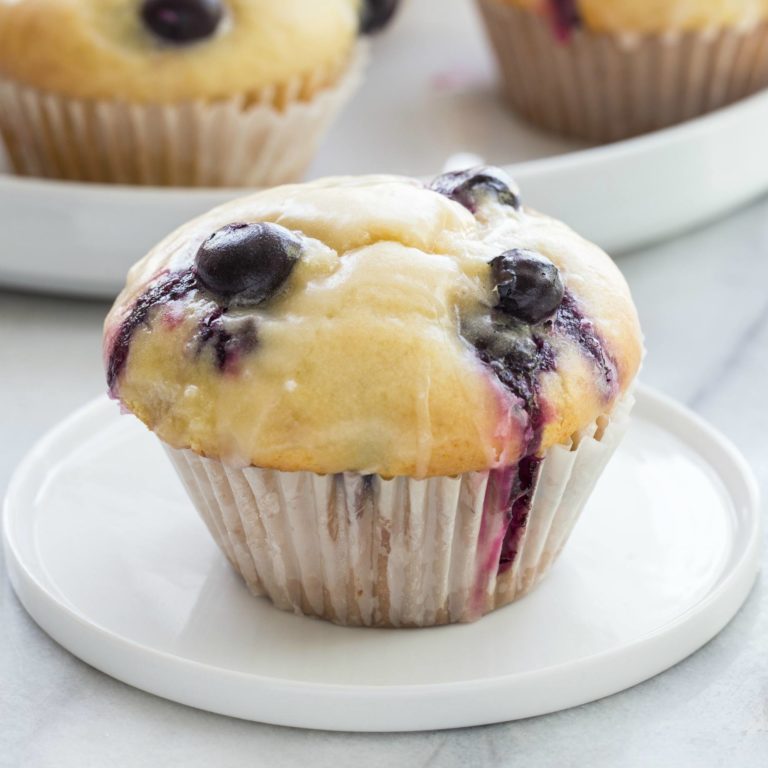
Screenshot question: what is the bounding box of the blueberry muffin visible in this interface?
[477,0,768,141]
[104,169,643,626]
[0,0,398,185]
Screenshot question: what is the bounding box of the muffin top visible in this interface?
[104,171,642,477]
[0,0,368,102]
[508,0,768,35]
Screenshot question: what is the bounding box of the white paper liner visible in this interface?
[476,0,768,142]
[0,45,366,187]
[165,393,634,627]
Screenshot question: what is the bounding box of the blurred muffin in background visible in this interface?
[0,0,398,186]
[476,0,768,142]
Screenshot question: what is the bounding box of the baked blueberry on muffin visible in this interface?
[104,169,642,626]
[476,0,768,141]
[0,0,397,185]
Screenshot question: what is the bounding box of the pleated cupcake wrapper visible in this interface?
[163,393,633,627]
[0,45,366,187]
[476,0,768,142]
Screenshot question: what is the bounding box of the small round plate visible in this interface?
[2,386,760,732]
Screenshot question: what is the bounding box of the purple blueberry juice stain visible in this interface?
[107,267,197,394]
[498,456,542,573]
[106,266,261,396]
[549,0,581,41]
[555,292,617,394]
[195,309,258,374]
[463,288,615,575]
[464,318,550,577]
[463,289,615,454]
[473,465,516,611]
[462,310,555,452]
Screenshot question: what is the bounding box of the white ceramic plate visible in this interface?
[2,386,760,732]
[2,0,768,298]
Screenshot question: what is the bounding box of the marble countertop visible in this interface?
[2,196,768,767]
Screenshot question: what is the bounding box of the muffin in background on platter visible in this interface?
[476,0,768,142]
[0,0,398,186]
[103,168,643,627]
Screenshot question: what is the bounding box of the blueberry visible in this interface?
[196,310,258,372]
[429,166,520,213]
[359,0,400,34]
[107,267,197,393]
[195,222,301,306]
[141,0,223,44]
[490,249,564,324]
